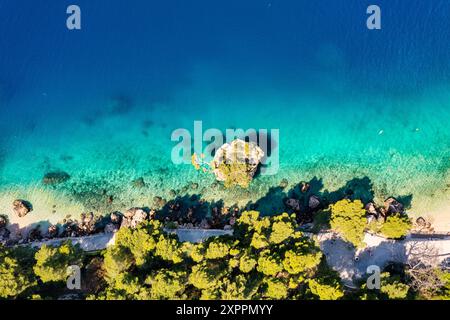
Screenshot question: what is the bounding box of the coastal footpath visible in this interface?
[22,228,450,285]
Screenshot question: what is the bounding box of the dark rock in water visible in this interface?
[279,179,289,189]
[131,177,146,188]
[13,199,33,217]
[153,196,167,208]
[169,189,177,197]
[43,171,70,185]
[300,182,310,193]
[308,195,321,210]
[110,95,133,114]
[384,197,404,215]
[190,182,199,190]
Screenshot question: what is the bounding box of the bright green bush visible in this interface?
[205,240,230,260]
[146,269,187,299]
[0,247,36,299]
[380,214,411,239]
[380,273,410,299]
[257,250,283,276]
[330,199,367,247]
[33,241,84,283]
[264,278,288,299]
[308,278,344,300]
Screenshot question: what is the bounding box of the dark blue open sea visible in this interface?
[1,1,450,229]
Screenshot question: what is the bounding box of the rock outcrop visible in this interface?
[13,199,33,217]
[43,171,71,185]
[211,139,264,188]
[121,208,148,229]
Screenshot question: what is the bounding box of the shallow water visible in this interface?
[1,1,450,228]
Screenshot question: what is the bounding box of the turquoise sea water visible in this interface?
[1,1,450,226]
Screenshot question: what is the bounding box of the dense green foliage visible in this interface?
[0,206,447,301]
[92,211,327,300]
[0,246,36,299]
[217,163,252,188]
[380,214,412,239]
[329,199,367,247]
[34,241,84,283]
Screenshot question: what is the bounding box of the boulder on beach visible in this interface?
[384,197,404,215]
[0,215,7,228]
[43,171,71,185]
[308,195,321,210]
[211,139,264,188]
[285,198,301,212]
[121,208,148,229]
[13,199,33,217]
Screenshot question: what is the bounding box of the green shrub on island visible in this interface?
[380,214,412,239]
[217,162,253,188]
[330,199,367,248]
[33,241,84,283]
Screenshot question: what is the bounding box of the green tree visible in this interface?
[330,199,367,247]
[33,241,84,283]
[380,273,409,299]
[263,278,288,299]
[205,240,230,260]
[269,213,295,244]
[282,244,322,275]
[146,269,187,299]
[239,252,257,273]
[308,278,344,300]
[257,250,283,276]
[0,246,36,299]
[189,263,222,290]
[380,214,411,239]
[103,245,134,282]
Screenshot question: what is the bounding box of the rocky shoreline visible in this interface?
[0,185,443,247]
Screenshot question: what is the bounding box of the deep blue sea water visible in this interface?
[1,1,450,227]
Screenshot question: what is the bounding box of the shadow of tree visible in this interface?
[156,194,226,222]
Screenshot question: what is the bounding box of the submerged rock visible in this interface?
[13,199,33,217]
[43,171,70,185]
[211,139,264,188]
[131,177,146,188]
[279,179,289,189]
